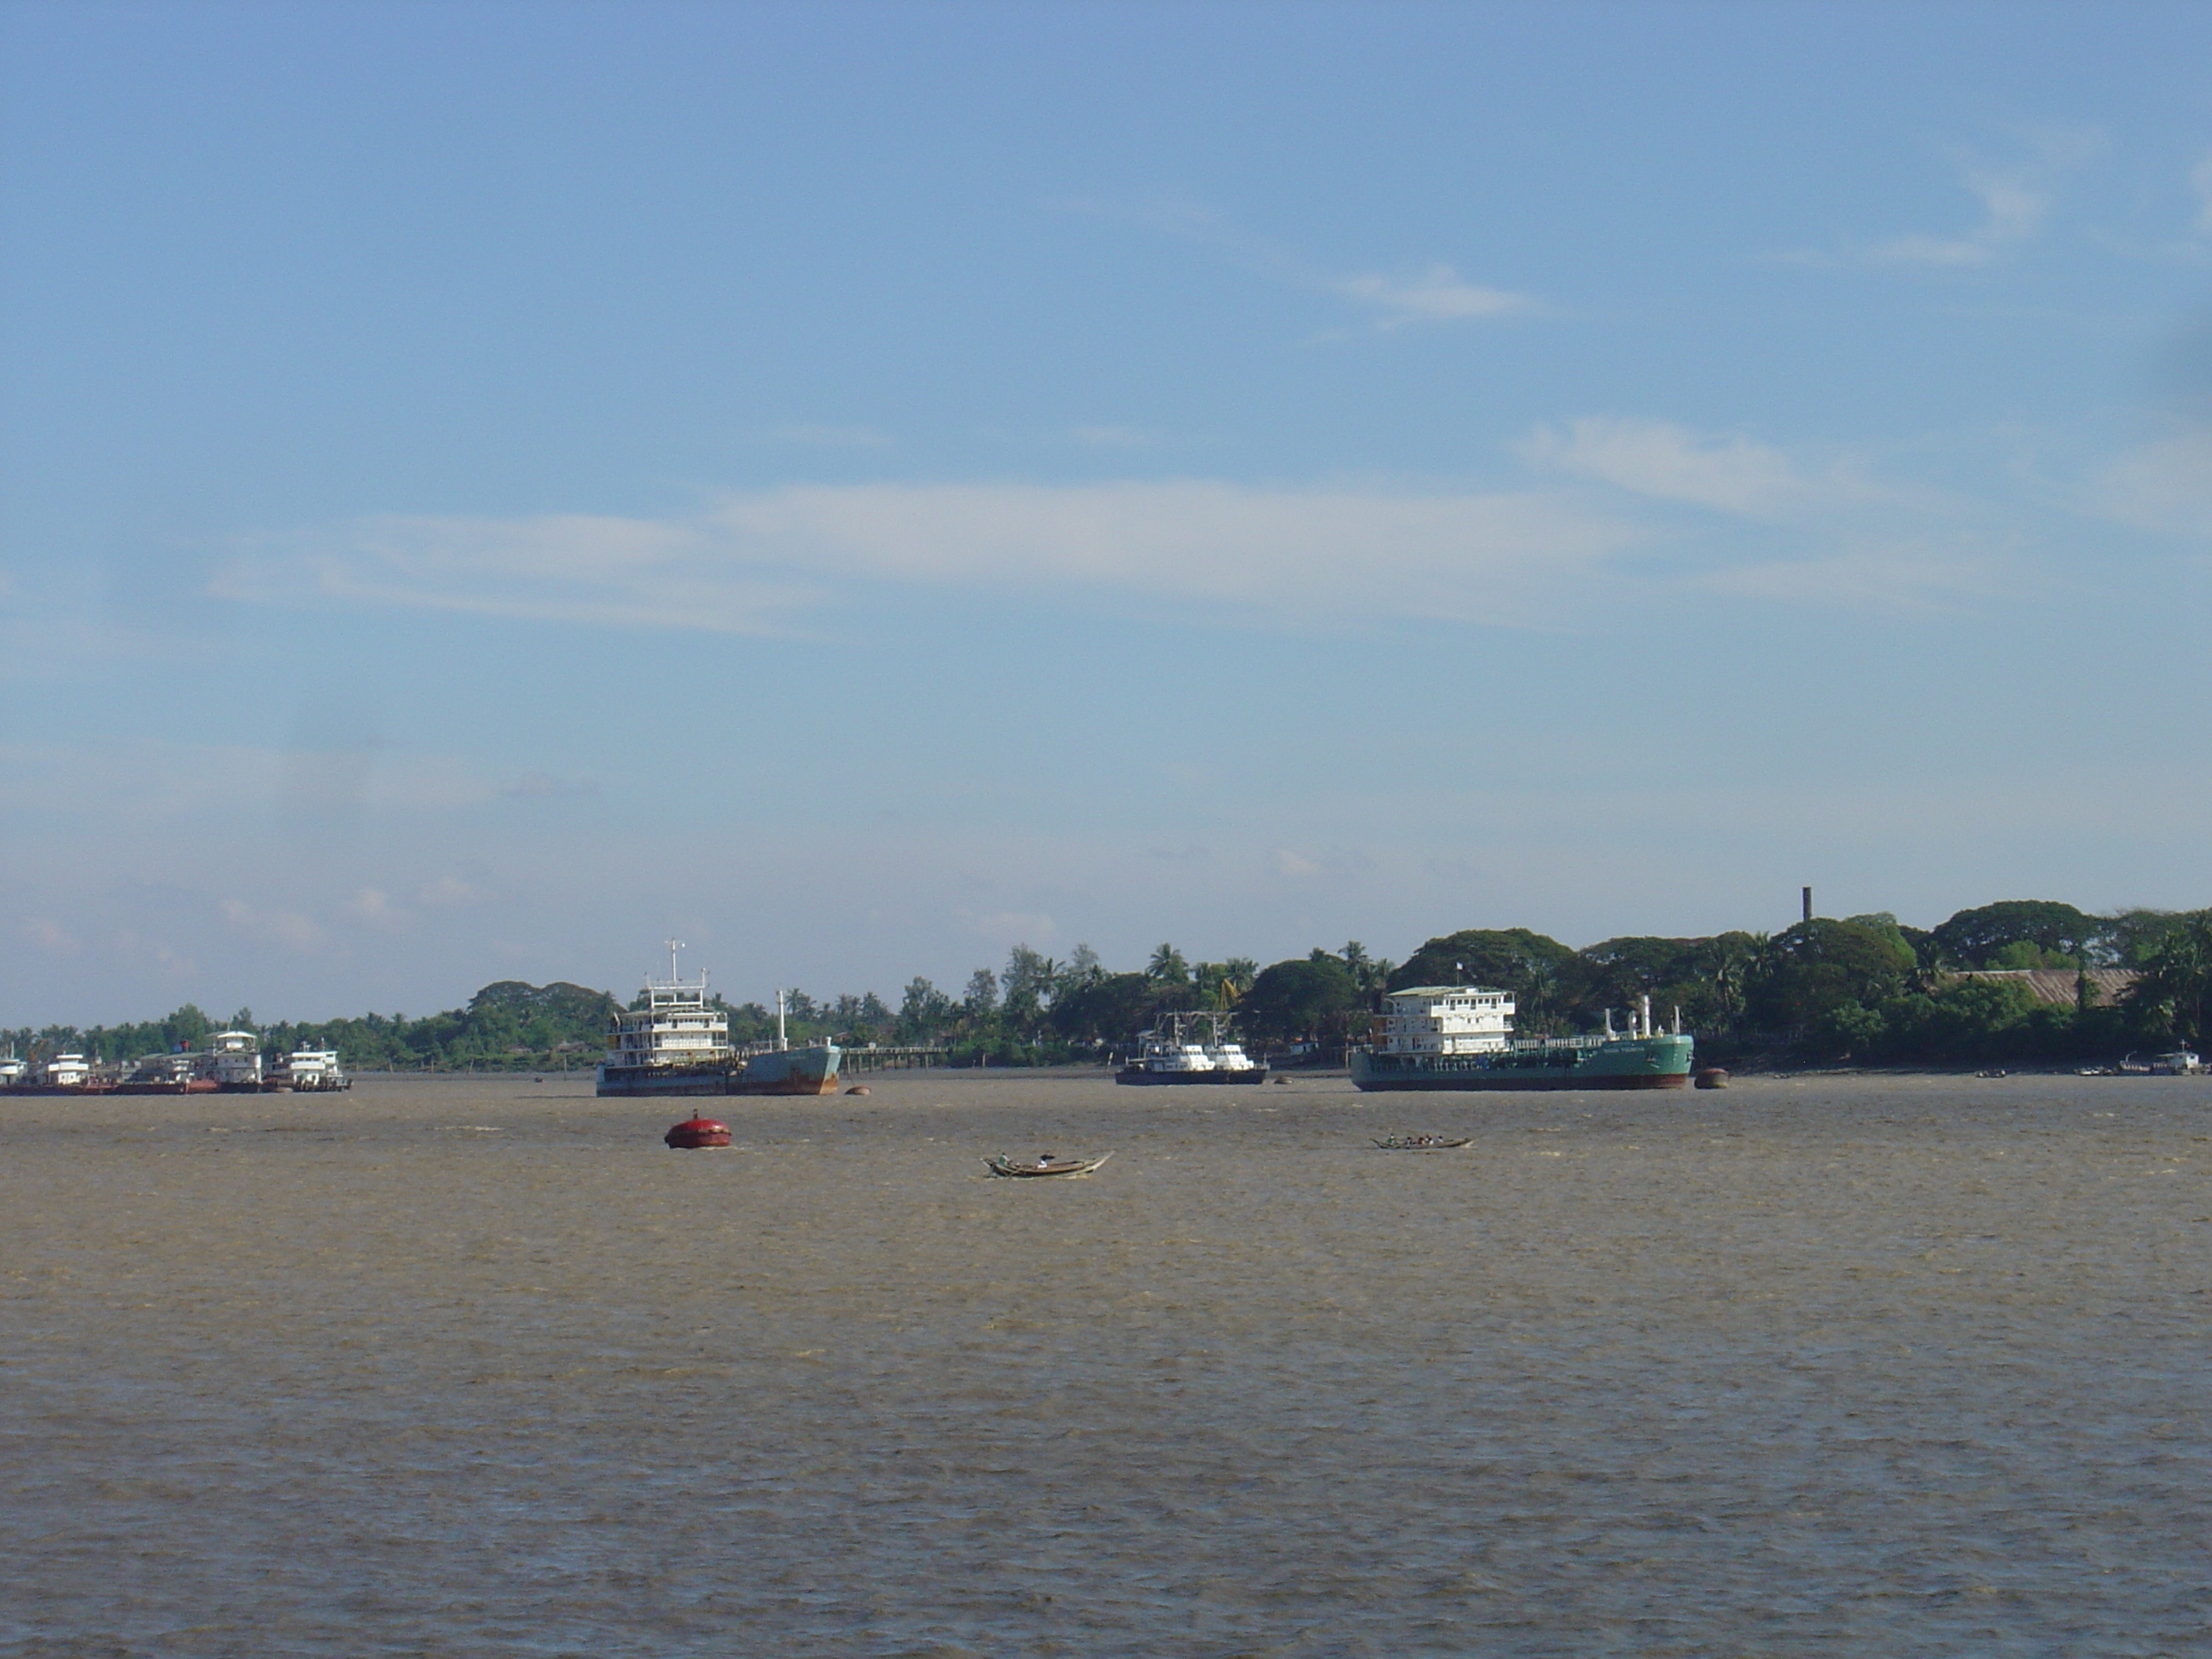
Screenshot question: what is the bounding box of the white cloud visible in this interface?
[1061,197,1536,331]
[1870,167,2048,267]
[1780,134,2100,271]
[1274,849,1322,878]
[347,888,405,932]
[215,514,827,636]
[1335,264,1534,328]
[221,898,323,952]
[1701,544,2011,613]
[23,918,80,953]
[227,482,1645,634]
[114,929,197,978]
[2096,435,2212,539]
[1520,418,1830,515]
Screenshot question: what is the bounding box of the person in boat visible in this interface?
[1037,1153,1056,1167]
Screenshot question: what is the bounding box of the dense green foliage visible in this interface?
[9,902,2207,1073]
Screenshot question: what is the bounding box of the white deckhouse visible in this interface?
[1371,987,1516,1056]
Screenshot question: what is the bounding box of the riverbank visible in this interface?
[3,1070,2205,1654]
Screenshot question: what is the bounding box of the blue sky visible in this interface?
[4,1,2210,1024]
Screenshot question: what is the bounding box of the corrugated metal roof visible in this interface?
[1947,968,2138,1007]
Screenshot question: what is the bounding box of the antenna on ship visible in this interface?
[665,938,685,982]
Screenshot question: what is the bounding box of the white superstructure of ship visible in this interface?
[207,1030,265,1091]
[276,1047,351,1091]
[1115,1010,1267,1086]
[597,940,840,1097]
[41,1053,92,1087]
[1351,987,1694,1091]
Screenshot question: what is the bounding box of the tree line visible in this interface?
[9,899,2211,1072]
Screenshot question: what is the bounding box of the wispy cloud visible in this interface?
[215,514,827,636]
[1334,265,1533,328]
[1778,130,2101,270]
[1701,544,2013,614]
[2096,434,2212,539]
[1869,167,2049,267]
[1522,418,1813,514]
[221,897,323,952]
[225,482,1645,635]
[1061,195,1535,331]
[22,918,80,953]
[710,480,1635,626]
[222,426,2056,638]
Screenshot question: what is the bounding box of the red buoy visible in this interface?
[665,1115,732,1149]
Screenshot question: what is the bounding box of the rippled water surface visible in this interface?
[3,1071,2208,1656]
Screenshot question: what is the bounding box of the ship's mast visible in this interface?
[665,938,684,982]
[777,987,787,1051]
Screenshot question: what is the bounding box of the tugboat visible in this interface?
[1115,1010,1267,1086]
[596,941,841,1097]
[1351,987,1693,1091]
[272,1047,351,1091]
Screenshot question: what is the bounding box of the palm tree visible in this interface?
[1147,943,1190,986]
[2127,910,2212,1047]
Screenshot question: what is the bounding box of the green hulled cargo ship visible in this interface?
[1348,985,1692,1091]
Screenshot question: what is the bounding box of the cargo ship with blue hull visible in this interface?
[1349,986,1692,1091]
[596,946,841,1098]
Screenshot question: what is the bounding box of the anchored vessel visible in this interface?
[596,943,841,1097]
[1115,1010,1267,1086]
[275,1048,351,1091]
[116,1053,217,1094]
[208,1030,265,1092]
[1350,987,1692,1091]
[0,1052,110,1094]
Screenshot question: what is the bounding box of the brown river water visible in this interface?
[3,1071,2207,1656]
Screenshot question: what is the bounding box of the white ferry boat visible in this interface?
[0,1054,24,1088]
[597,943,840,1097]
[1115,1010,1267,1086]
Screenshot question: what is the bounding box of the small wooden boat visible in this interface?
[1371,1134,1472,1150]
[985,1152,1113,1178]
